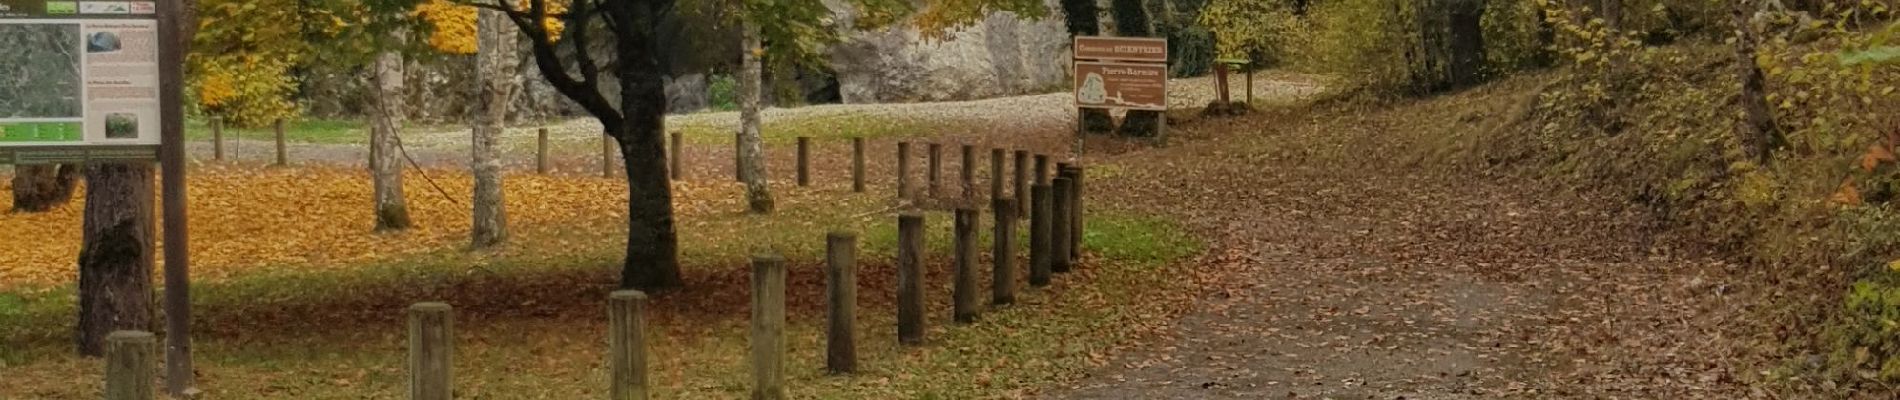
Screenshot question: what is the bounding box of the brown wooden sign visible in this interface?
[1073,61,1167,111]
[1073,36,1168,63]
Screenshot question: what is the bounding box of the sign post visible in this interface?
[1072,36,1169,147]
[0,0,191,395]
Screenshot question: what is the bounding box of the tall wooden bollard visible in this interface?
[1034,154,1050,185]
[896,212,926,345]
[671,132,684,181]
[104,331,154,400]
[796,137,811,187]
[851,138,866,193]
[734,133,744,182]
[953,207,981,323]
[604,135,617,178]
[1066,165,1086,262]
[273,118,287,166]
[896,142,912,198]
[825,232,859,374]
[989,148,1005,200]
[211,117,224,161]
[750,253,787,400]
[536,128,551,175]
[990,198,1017,305]
[610,290,650,400]
[1029,184,1053,287]
[960,145,976,200]
[927,143,942,198]
[408,302,454,400]
[1052,175,1075,273]
[1013,150,1029,216]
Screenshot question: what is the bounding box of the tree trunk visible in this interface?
[471,8,517,249]
[75,163,154,356]
[369,50,412,231]
[1062,0,1115,134]
[1111,0,1161,138]
[739,21,774,214]
[1734,0,1780,163]
[616,9,685,290]
[1445,0,1487,88]
[10,164,79,212]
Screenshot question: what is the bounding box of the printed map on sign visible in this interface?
[0,0,162,164]
[1074,62,1167,111]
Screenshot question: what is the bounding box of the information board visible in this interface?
[0,0,162,164]
[1073,36,1168,63]
[1073,61,1167,111]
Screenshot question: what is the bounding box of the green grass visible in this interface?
[185,118,366,144]
[674,112,936,145]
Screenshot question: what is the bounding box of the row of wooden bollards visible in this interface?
[205,118,289,166]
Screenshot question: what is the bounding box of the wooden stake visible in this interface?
[408,302,453,400]
[536,128,550,175]
[897,212,926,345]
[104,331,154,400]
[750,253,787,400]
[851,138,866,193]
[990,198,1017,305]
[953,207,981,323]
[609,291,649,400]
[825,232,859,374]
[1029,184,1053,287]
[796,137,811,187]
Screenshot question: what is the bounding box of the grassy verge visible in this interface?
[0,194,1200,398]
[185,118,366,144]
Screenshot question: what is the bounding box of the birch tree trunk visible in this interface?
[739,21,774,214]
[369,50,412,231]
[471,7,517,248]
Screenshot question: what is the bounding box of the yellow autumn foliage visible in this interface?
[0,165,739,290]
[417,0,568,55]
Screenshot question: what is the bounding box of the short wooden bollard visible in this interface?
[1065,165,1086,262]
[796,137,811,187]
[896,212,926,345]
[273,118,287,166]
[1052,175,1075,273]
[536,128,551,175]
[927,143,942,198]
[960,145,976,200]
[1013,150,1029,216]
[989,148,1005,200]
[671,131,684,181]
[896,142,912,198]
[851,138,866,193]
[953,207,981,323]
[604,135,617,178]
[610,290,650,400]
[211,117,224,161]
[991,198,1017,305]
[825,232,859,374]
[1029,184,1053,287]
[408,302,454,400]
[104,330,154,400]
[750,253,787,400]
[734,133,744,182]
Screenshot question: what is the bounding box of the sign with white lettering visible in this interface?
[1073,36,1167,63]
[1074,61,1167,111]
[0,0,162,164]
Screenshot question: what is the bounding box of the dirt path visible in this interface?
[1053,91,1751,398]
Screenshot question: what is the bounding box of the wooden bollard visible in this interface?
[960,145,976,200]
[604,134,617,178]
[671,131,684,181]
[796,137,811,187]
[1052,175,1075,273]
[953,207,981,323]
[536,128,550,175]
[104,330,154,400]
[851,138,866,193]
[750,253,787,400]
[990,198,1017,305]
[896,212,926,345]
[927,143,942,198]
[896,142,912,198]
[734,133,744,182]
[1029,184,1053,287]
[211,117,224,161]
[1066,165,1086,262]
[825,232,859,374]
[408,302,454,400]
[610,290,650,400]
[989,148,1005,200]
[1013,150,1029,216]
[273,118,287,166]
[1034,154,1050,185]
